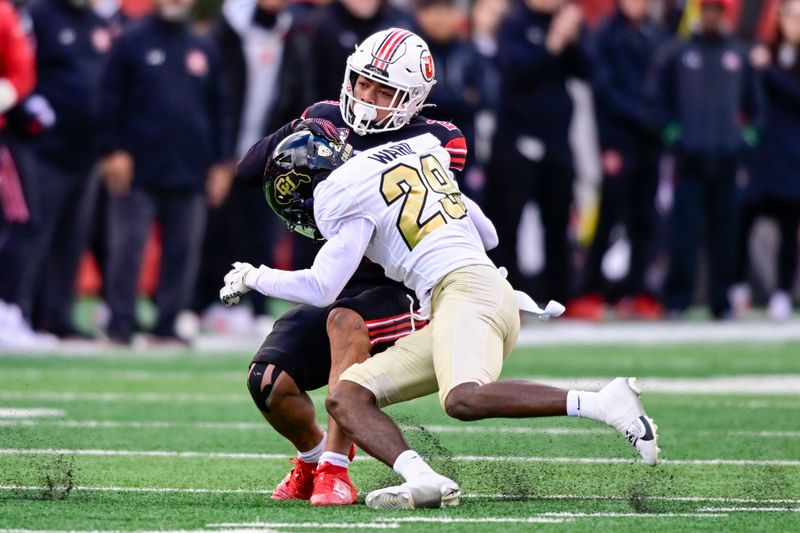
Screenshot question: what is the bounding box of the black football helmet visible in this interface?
[264,130,353,240]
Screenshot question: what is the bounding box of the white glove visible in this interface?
[220,262,258,307]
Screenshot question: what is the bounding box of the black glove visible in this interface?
[292,118,341,143]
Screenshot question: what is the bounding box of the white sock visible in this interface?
[297,431,327,464]
[392,450,435,482]
[319,451,350,468]
[566,390,601,421]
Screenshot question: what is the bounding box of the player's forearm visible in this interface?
[247,219,372,306]
[248,265,346,307]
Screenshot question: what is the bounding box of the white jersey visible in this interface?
[314,133,494,309]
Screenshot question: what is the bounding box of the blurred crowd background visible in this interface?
[1,0,798,349]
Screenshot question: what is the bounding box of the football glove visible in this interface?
[292,117,342,143]
[220,262,257,307]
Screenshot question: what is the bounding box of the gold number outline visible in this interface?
[379,155,467,250]
[380,163,447,251]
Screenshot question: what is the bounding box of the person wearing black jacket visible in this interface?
[569,0,666,321]
[413,0,485,197]
[487,0,590,303]
[7,0,115,338]
[194,0,313,328]
[96,0,233,344]
[732,0,800,321]
[651,0,765,319]
[305,0,411,103]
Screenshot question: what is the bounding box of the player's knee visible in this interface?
[325,380,371,420]
[444,384,482,421]
[246,362,286,413]
[326,307,367,338]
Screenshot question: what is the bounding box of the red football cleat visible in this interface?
[309,462,358,506]
[271,457,316,500]
[617,295,664,321]
[564,294,606,322]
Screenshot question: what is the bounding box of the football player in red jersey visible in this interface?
[231,28,468,506]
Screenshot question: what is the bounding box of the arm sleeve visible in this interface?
[95,38,128,155]
[763,64,800,107]
[206,43,233,164]
[464,195,498,251]
[591,31,650,130]
[233,121,295,187]
[249,217,375,306]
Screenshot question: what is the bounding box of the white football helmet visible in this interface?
[340,28,437,135]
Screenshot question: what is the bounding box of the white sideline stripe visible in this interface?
[209,523,400,529]
[0,408,64,418]
[3,448,800,466]
[0,419,605,436]
[0,391,248,403]
[522,376,800,395]
[0,485,273,495]
[3,376,800,401]
[3,485,799,506]
[0,530,278,533]
[377,513,727,520]
[514,320,800,346]
[697,507,800,513]
[3,369,244,380]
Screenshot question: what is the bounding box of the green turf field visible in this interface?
[1,342,799,531]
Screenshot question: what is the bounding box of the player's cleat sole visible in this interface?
[365,477,460,509]
[600,377,660,466]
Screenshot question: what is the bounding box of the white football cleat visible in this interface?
[365,474,460,510]
[597,377,660,466]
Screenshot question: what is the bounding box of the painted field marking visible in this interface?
[0,419,605,436]
[0,408,64,418]
[697,507,800,513]
[4,417,800,440]
[3,484,798,512]
[2,448,800,466]
[209,522,400,529]
[3,376,800,402]
[0,391,247,403]
[380,513,727,520]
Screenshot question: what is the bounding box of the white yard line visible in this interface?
[0,408,64,418]
[3,376,800,403]
[519,376,800,395]
[208,523,400,530]
[0,419,605,436]
[0,391,247,403]
[5,418,800,440]
[697,507,800,513]
[2,448,800,466]
[3,484,798,506]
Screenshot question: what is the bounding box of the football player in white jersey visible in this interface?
[221,130,660,509]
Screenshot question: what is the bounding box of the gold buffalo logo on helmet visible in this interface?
[274,171,311,204]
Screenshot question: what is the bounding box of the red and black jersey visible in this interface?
[300,100,468,173]
[236,100,468,189]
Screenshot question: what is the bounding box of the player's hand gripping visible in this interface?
[219,262,258,307]
[292,118,341,143]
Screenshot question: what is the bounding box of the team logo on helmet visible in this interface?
[420,52,435,82]
[274,170,311,204]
